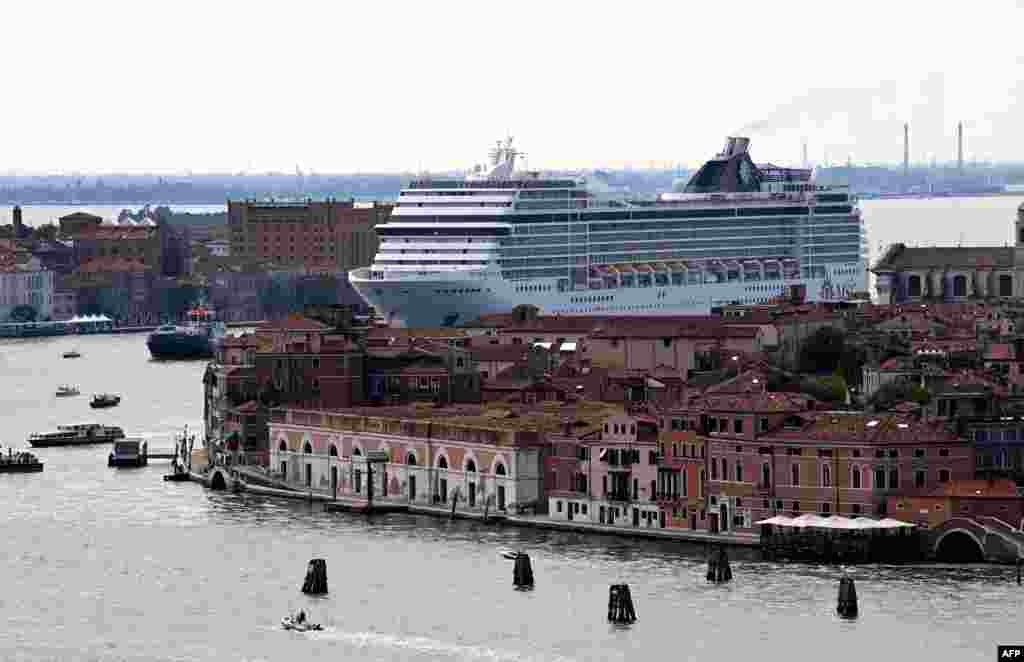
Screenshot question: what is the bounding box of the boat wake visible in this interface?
[308,629,577,662]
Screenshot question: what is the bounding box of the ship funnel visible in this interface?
[723,137,750,158]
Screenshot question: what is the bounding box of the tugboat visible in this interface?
[56,385,81,397]
[108,439,148,467]
[0,448,44,473]
[90,393,121,409]
[146,304,226,360]
[29,423,125,447]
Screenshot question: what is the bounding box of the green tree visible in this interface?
[800,373,849,404]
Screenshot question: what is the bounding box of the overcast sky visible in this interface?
[3,0,1022,174]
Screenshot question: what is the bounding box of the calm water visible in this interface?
[1,334,1022,661]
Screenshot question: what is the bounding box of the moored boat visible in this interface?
[90,393,121,409]
[146,305,226,360]
[0,449,44,473]
[28,423,125,447]
[62,350,81,359]
[56,384,80,397]
[108,439,148,467]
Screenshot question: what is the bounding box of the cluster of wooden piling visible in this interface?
[513,553,534,589]
[607,584,637,624]
[301,558,328,595]
[706,546,733,583]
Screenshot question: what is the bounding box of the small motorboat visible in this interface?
[56,385,80,397]
[90,393,121,409]
[0,449,44,473]
[281,615,322,632]
[62,350,81,359]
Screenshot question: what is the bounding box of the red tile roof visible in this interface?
[76,226,156,240]
[78,257,149,273]
[930,479,1019,498]
[985,343,1013,361]
[257,317,329,332]
[589,318,759,340]
[469,344,531,362]
[770,412,962,443]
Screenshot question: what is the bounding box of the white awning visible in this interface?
[756,515,914,530]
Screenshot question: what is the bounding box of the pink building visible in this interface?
[547,412,662,528]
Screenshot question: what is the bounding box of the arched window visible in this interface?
[735,463,743,483]
[407,452,417,466]
[851,466,861,489]
[761,463,770,489]
[329,444,338,457]
[495,463,506,476]
[907,274,922,297]
[278,440,287,452]
[437,456,448,469]
[303,441,312,454]
[353,447,362,456]
[791,464,799,486]
[953,274,967,297]
[466,459,477,473]
[822,464,831,487]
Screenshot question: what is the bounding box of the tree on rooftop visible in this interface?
[870,382,931,411]
[799,326,845,374]
[800,373,848,404]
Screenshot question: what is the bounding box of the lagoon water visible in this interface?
[1,333,1022,662]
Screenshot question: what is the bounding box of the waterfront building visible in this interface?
[546,412,662,528]
[888,479,1024,529]
[227,198,390,272]
[655,412,706,530]
[705,411,973,535]
[67,258,155,322]
[872,203,1024,304]
[268,404,562,513]
[0,252,56,322]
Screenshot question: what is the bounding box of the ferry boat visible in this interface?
[146,305,226,359]
[350,137,870,327]
[28,423,125,447]
[108,439,148,467]
[0,449,44,473]
[90,393,121,409]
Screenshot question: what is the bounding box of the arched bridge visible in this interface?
[928,516,1024,563]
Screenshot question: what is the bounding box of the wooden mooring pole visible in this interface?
[837,575,858,619]
[607,584,637,624]
[513,553,534,589]
[301,558,328,595]
[706,545,732,583]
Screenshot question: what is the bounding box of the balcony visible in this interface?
[606,491,632,502]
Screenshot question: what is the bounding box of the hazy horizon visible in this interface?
[4,0,1023,174]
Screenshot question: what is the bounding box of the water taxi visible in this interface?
[90,393,121,409]
[108,439,148,467]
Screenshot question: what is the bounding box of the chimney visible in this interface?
[957,121,964,174]
[903,123,910,177]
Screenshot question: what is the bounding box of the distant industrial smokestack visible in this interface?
[957,121,964,174]
[903,123,909,177]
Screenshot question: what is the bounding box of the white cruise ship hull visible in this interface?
[350,268,864,328]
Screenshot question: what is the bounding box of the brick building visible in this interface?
[227,198,389,271]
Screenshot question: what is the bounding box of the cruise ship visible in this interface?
[350,137,869,327]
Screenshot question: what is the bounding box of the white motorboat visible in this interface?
[56,385,80,397]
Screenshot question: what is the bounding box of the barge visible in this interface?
[29,423,125,447]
